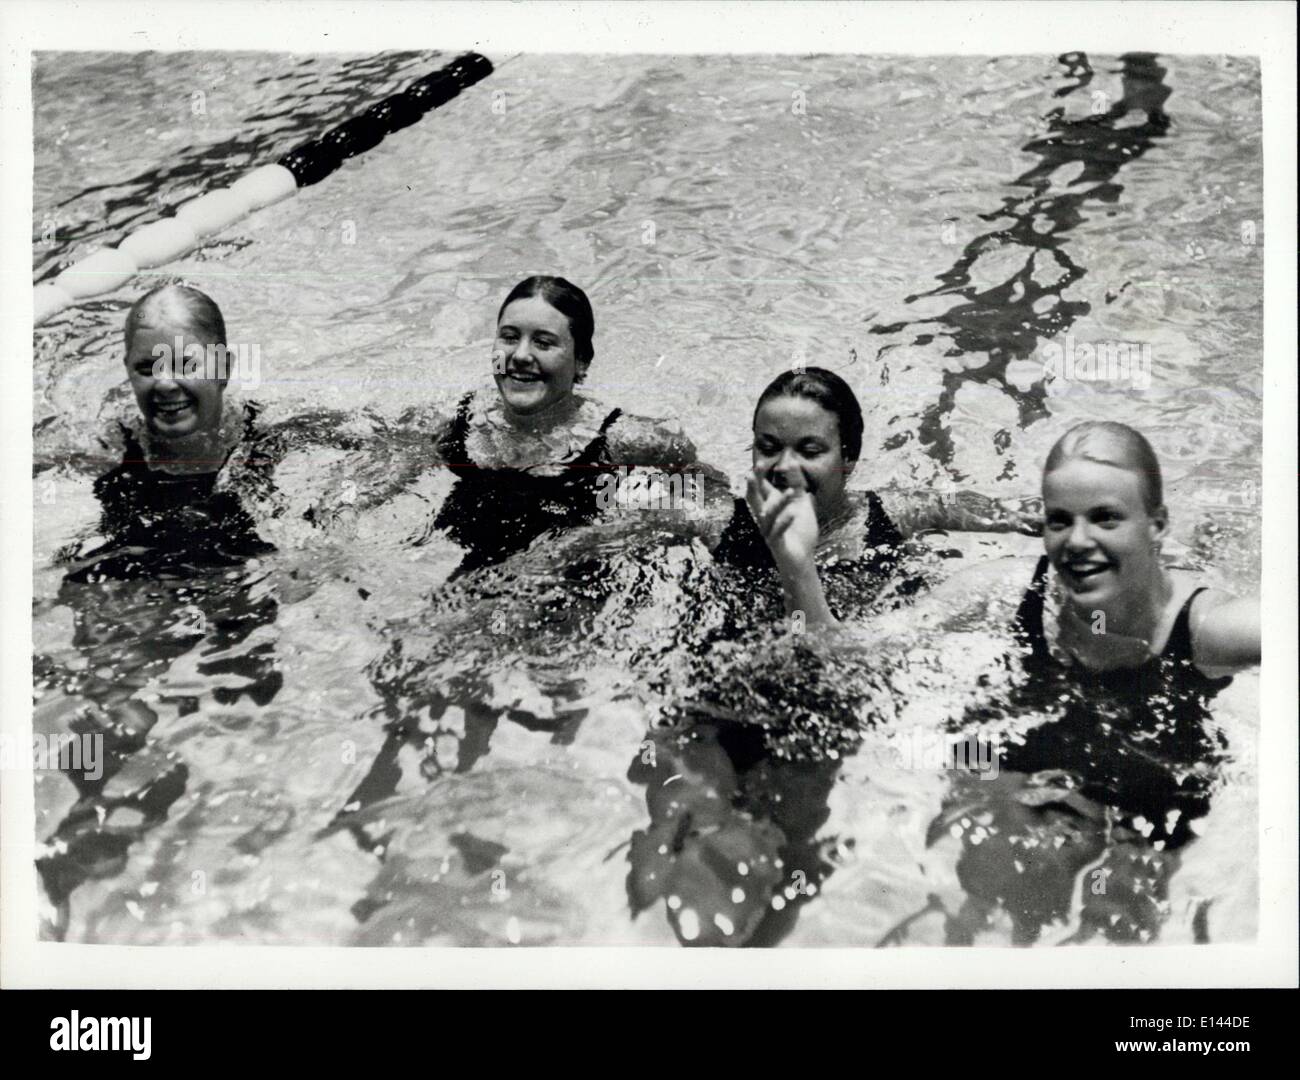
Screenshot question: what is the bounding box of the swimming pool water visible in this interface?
[32,51,1262,946]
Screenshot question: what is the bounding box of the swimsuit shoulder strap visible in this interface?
[438,391,476,464]
[863,489,905,551]
[714,496,771,569]
[598,407,623,434]
[94,423,146,505]
[1161,586,1235,691]
[241,400,261,442]
[1011,554,1052,656]
[570,407,624,467]
[1162,586,1211,665]
[120,421,147,465]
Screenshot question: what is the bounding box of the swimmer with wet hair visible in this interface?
[424,275,702,574]
[85,282,434,546]
[445,275,697,466]
[879,422,1259,949]
[808,419,1260,679]
[54,284,272,580]
[1030,420,1258,674]
[121,283,240,473]
[717,366,1041,623]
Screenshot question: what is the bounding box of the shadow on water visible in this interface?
[871,52,1174,469]
[328,468,948,943]
[328,512,903,944]
[324,552,613,869]
[34,451,282,939]
[29,52,1254,948]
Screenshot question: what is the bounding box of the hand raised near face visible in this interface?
[746,470,819,570]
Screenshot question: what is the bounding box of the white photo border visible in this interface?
[2,0,1295,989]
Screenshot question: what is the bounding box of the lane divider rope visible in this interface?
[34,52,494,327]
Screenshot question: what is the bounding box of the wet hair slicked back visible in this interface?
[753,366,864,463]
[125,283,226,351]
[497,276,595,366]
[1044,420,1164,513]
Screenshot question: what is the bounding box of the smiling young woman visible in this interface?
[874,422,1264,949]
[1029,422,1259,677]
[428,276,698,575]
[120,284,238,472]
[711,367,1040,626]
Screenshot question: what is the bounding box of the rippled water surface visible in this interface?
[32,51,1261,947]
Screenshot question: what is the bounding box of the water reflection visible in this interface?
[624,587,900,945]
[327,555,603,869]
[885,646,1229,947]
[34,449,282,937]
[873,52,1174,466]
[340,498,932,945]
[627,716,845,946]
[29,50,1259,947]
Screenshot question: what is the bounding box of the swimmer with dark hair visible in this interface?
[712,366,1039,621]
[618,367,1044,946]
[422,275,701,575]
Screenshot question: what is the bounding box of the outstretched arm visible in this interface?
[780,554,1036,669]
[850,555,1033,642]
[1191,593,1261,673]
[747,463,1038,638]
[607,413,699,471]
[877,489,1042,537]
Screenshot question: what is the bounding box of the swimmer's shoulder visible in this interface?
[1169,573,1260,674]
[599,403,697,468]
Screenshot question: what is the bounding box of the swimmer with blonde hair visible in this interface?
[1029,421,1258,675]
[119,282,244,474]
[57,284,270,579]
[871,422,1260,947]
[75,282,424,555]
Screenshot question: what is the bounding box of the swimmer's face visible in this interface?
[1043,459,1167,607]
[493,296,586,415]
[752,395,854,523]
[125,326,226,439]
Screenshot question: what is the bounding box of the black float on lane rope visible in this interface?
[279,52,494,187]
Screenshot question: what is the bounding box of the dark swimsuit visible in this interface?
[994,555,1233,847]
[43,419,280,926]
[653,492,921,760]
[713,489,921,619]
[65,421,271,582]
[432,392,623,576]
[630,493,920,939]
[1012,554,1233,695]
